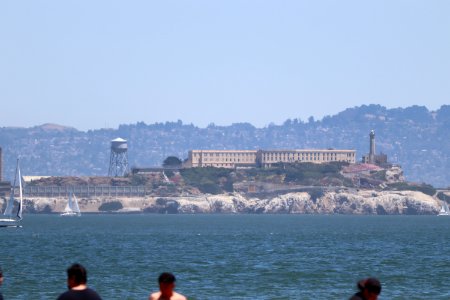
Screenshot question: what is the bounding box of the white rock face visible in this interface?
[385,166,405,183]
[317,190,438,214]
[18,189,441,215]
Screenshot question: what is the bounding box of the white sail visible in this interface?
[72,194,81,215]
[16,165,23,220]
[0,158,23,227]
[3,192,14,216]
[61,192,81,216]
[64,193,74,214]
[3,160,19,217]
[438,202,450,216]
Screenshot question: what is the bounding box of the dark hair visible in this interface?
[67,263,87,285]
[0,267,3,277]
[357,277,381,295]
[158,272,176,284]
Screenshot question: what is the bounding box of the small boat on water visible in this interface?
[60,192,81,217]
[0,159,23,227]
[437,202,450,216]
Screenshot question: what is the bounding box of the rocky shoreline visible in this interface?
[20,189,442,215]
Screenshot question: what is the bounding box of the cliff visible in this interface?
[20,190,440,215]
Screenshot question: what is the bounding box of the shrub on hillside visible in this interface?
[281,162,346,185]
[98,201,123,212]
[308,188,325,203]
[387,182,436,196]
[180,167,233,194]
[131,174,148,186]
[199,182,222,194]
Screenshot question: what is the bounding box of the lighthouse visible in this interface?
[369,130,375,164]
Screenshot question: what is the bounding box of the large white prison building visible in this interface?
[184,149,356,168]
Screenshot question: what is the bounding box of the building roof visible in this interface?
[22,176,51,183]
[111,137,127,142]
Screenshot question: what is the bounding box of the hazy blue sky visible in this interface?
[0,1,449,130]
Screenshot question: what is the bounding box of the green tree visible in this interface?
[163,156,182,167]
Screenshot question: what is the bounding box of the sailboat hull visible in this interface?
[0,218,22,227]
[60,212,80,217]
[0,223,22,228]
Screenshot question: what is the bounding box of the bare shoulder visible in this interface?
[174,292,188,300]
[148,291,186,300]
[149,292,161,300]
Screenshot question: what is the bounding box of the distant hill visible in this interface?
[0,104,449,187]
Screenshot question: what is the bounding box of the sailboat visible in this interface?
[60,192,81,217]
[0,159,23,227]
[437,202,450,216]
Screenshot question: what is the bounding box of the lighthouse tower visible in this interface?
[369,130,375,164]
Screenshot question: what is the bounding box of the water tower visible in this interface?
[108,138,129,177]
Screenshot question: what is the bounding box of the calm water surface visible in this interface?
[1,214,449,299]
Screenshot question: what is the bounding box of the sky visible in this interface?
[0,1,449,131]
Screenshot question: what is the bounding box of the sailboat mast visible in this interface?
[17,160,23,220]
[12,159,18,191]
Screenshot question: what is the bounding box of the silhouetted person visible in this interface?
[349,277,382,300]
[57,263,102,300]
[149,272,187,300]
[0,267,4,300]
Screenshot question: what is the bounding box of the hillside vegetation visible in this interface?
[1,104,449,187]
[26,162,438,198]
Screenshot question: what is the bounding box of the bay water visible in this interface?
[1,214,449,299]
